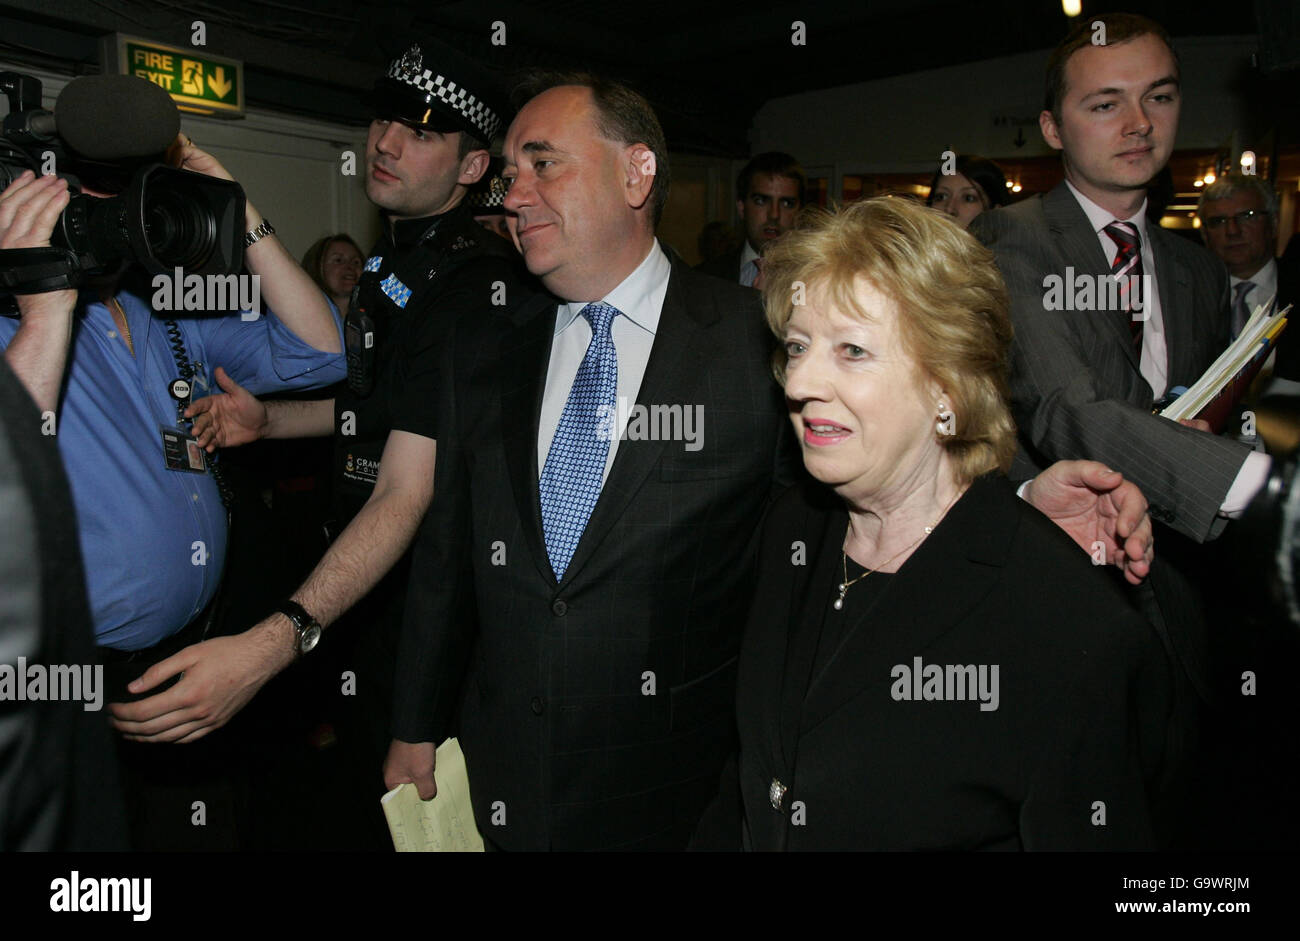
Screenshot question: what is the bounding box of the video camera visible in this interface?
[0,71,245,295]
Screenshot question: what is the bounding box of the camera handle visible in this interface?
[0,246,80,295]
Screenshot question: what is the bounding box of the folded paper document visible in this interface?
[380,737,485,852]
[1160,301,1290,432]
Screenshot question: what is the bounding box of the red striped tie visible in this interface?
[1104,221,1144,353]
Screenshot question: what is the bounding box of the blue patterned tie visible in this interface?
[540,302,620,580]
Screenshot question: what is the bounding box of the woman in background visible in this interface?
[302,234,364,317]
[926,154,1008,229]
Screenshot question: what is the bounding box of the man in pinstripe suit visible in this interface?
[971,14,1269,841]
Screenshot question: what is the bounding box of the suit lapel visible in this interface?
[775,488,842,770]
[1045,183,1142,374]
[500,291,561,584]
[557,260,718,590]
[796,477,1013,737]
[1148,226,1195,383]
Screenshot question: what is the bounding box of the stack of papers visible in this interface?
[1160,301,1290,430]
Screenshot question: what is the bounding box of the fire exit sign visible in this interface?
[114,35,244,117]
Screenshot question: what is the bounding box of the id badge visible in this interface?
[160,425,207,473]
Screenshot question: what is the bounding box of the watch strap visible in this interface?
[276,599,320,655]
[245,219,275,247]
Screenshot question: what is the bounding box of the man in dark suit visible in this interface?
[970,13,1270,842]
[1197,174,1300,391]
[384,73,792,851]
[385,71,1160,851]
[696,152,805,286]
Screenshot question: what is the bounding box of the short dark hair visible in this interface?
[457,130,489,160]
[1044,13,1179,119]
[512,70,670,226]
[926,154,1009,210]
[737,152,805,204]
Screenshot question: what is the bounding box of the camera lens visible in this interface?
[143,185,216,269]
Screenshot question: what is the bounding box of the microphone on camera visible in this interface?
[54,75,181,162]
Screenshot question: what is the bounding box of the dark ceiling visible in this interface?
[0,0,1289,156]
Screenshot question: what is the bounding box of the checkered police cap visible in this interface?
[370,42,505,142]
[468,157,508,213]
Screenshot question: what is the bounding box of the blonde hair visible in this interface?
[762,196,1017,483]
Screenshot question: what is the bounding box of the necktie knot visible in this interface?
[581,301,620,338]
[1104,220,1140,254]
[1231,280,1257,338]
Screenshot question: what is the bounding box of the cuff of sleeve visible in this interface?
[1219,450,1271,519]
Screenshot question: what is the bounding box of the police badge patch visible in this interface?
[394,44,424,83]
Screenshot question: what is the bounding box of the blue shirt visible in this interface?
[0,289,345,649]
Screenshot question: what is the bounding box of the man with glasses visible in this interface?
[1198,175,1300,393]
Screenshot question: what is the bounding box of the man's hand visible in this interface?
[384,740,438,800]
[1178,418,1213,433]
[187,366,268,451]
[177,137,235,184]
[1,171,77,411]
[1024,460,1153,585]
[108,617,294,743]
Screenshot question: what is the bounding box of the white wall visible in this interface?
[752,36,1259,194]
[2,63,380,261]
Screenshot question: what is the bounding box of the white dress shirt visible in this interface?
[1230,257,1279,324]
[537,239,670,483]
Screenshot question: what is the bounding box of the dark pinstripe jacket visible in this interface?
[694,246,744,284]
[392,253,795,850]
[972,182,1252,706]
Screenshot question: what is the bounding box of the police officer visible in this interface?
[137,45,533,833]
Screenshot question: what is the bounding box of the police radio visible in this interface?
[345,271,379,396]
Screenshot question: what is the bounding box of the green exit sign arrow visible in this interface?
[114,35,244,117]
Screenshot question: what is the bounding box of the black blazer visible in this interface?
[1268,253,1300,382]
[694,246,744,284]
[393,252,796,850]
[726,475,1173,851]
[971,183,1252,707]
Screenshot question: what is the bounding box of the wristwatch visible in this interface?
[277,600,322,656]
[244,218,275,247]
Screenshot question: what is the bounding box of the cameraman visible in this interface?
[113,44,533,842]
[0,103,344,848]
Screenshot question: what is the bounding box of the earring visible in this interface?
[936,402,955,436]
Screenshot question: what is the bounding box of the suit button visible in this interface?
[530,696,545,715]
[551,599,568,616]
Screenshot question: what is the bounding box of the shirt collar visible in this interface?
[739,240,760,270]
[1066,179,1150,245]
[1231,257,1277,298]
[555,239,670,335]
